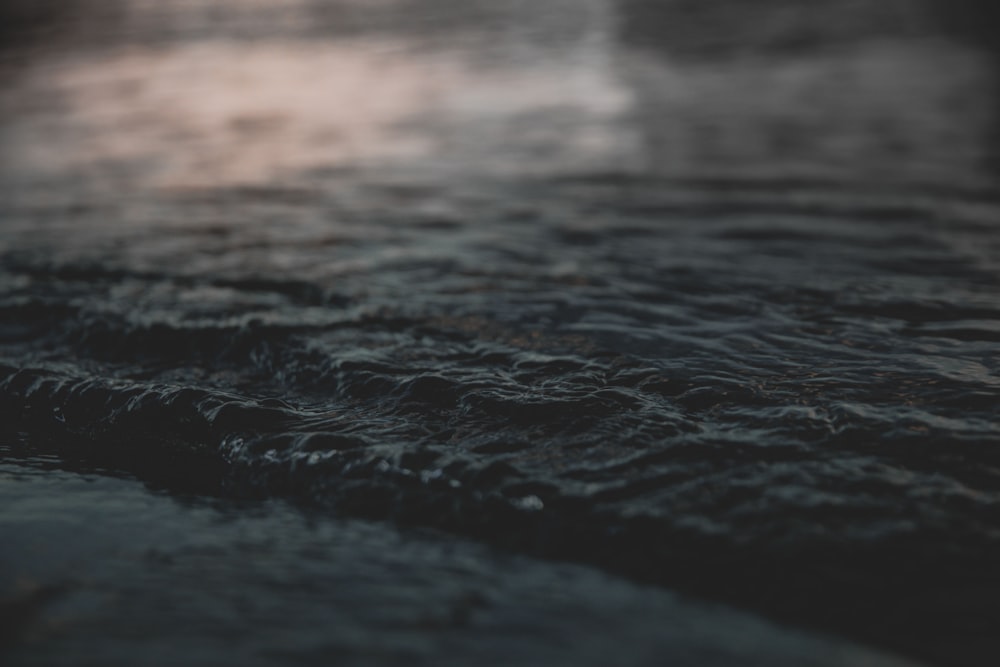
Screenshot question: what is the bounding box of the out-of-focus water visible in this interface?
[0,458,923,667]
[1,2,999,666]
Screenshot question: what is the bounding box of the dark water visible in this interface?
[3,460,926,667]
[2,2,999,666]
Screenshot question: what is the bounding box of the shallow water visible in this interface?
[2,2,999,666]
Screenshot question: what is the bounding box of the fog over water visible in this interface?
[1,2,999,666]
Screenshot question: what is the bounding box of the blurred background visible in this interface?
[1,0,998,191]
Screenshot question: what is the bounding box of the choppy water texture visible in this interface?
[1,2,999,666]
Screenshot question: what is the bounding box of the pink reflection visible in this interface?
[1,33,630,190]
[5,42,470,188]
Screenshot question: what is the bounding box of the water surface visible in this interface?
[1,2,999,665]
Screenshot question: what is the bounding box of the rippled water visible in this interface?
[2,2,999,666]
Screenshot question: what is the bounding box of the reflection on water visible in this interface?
[0,0,628,188]
[3,3,1000,667]
[2,43,463,187]
[1,0,998,190]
